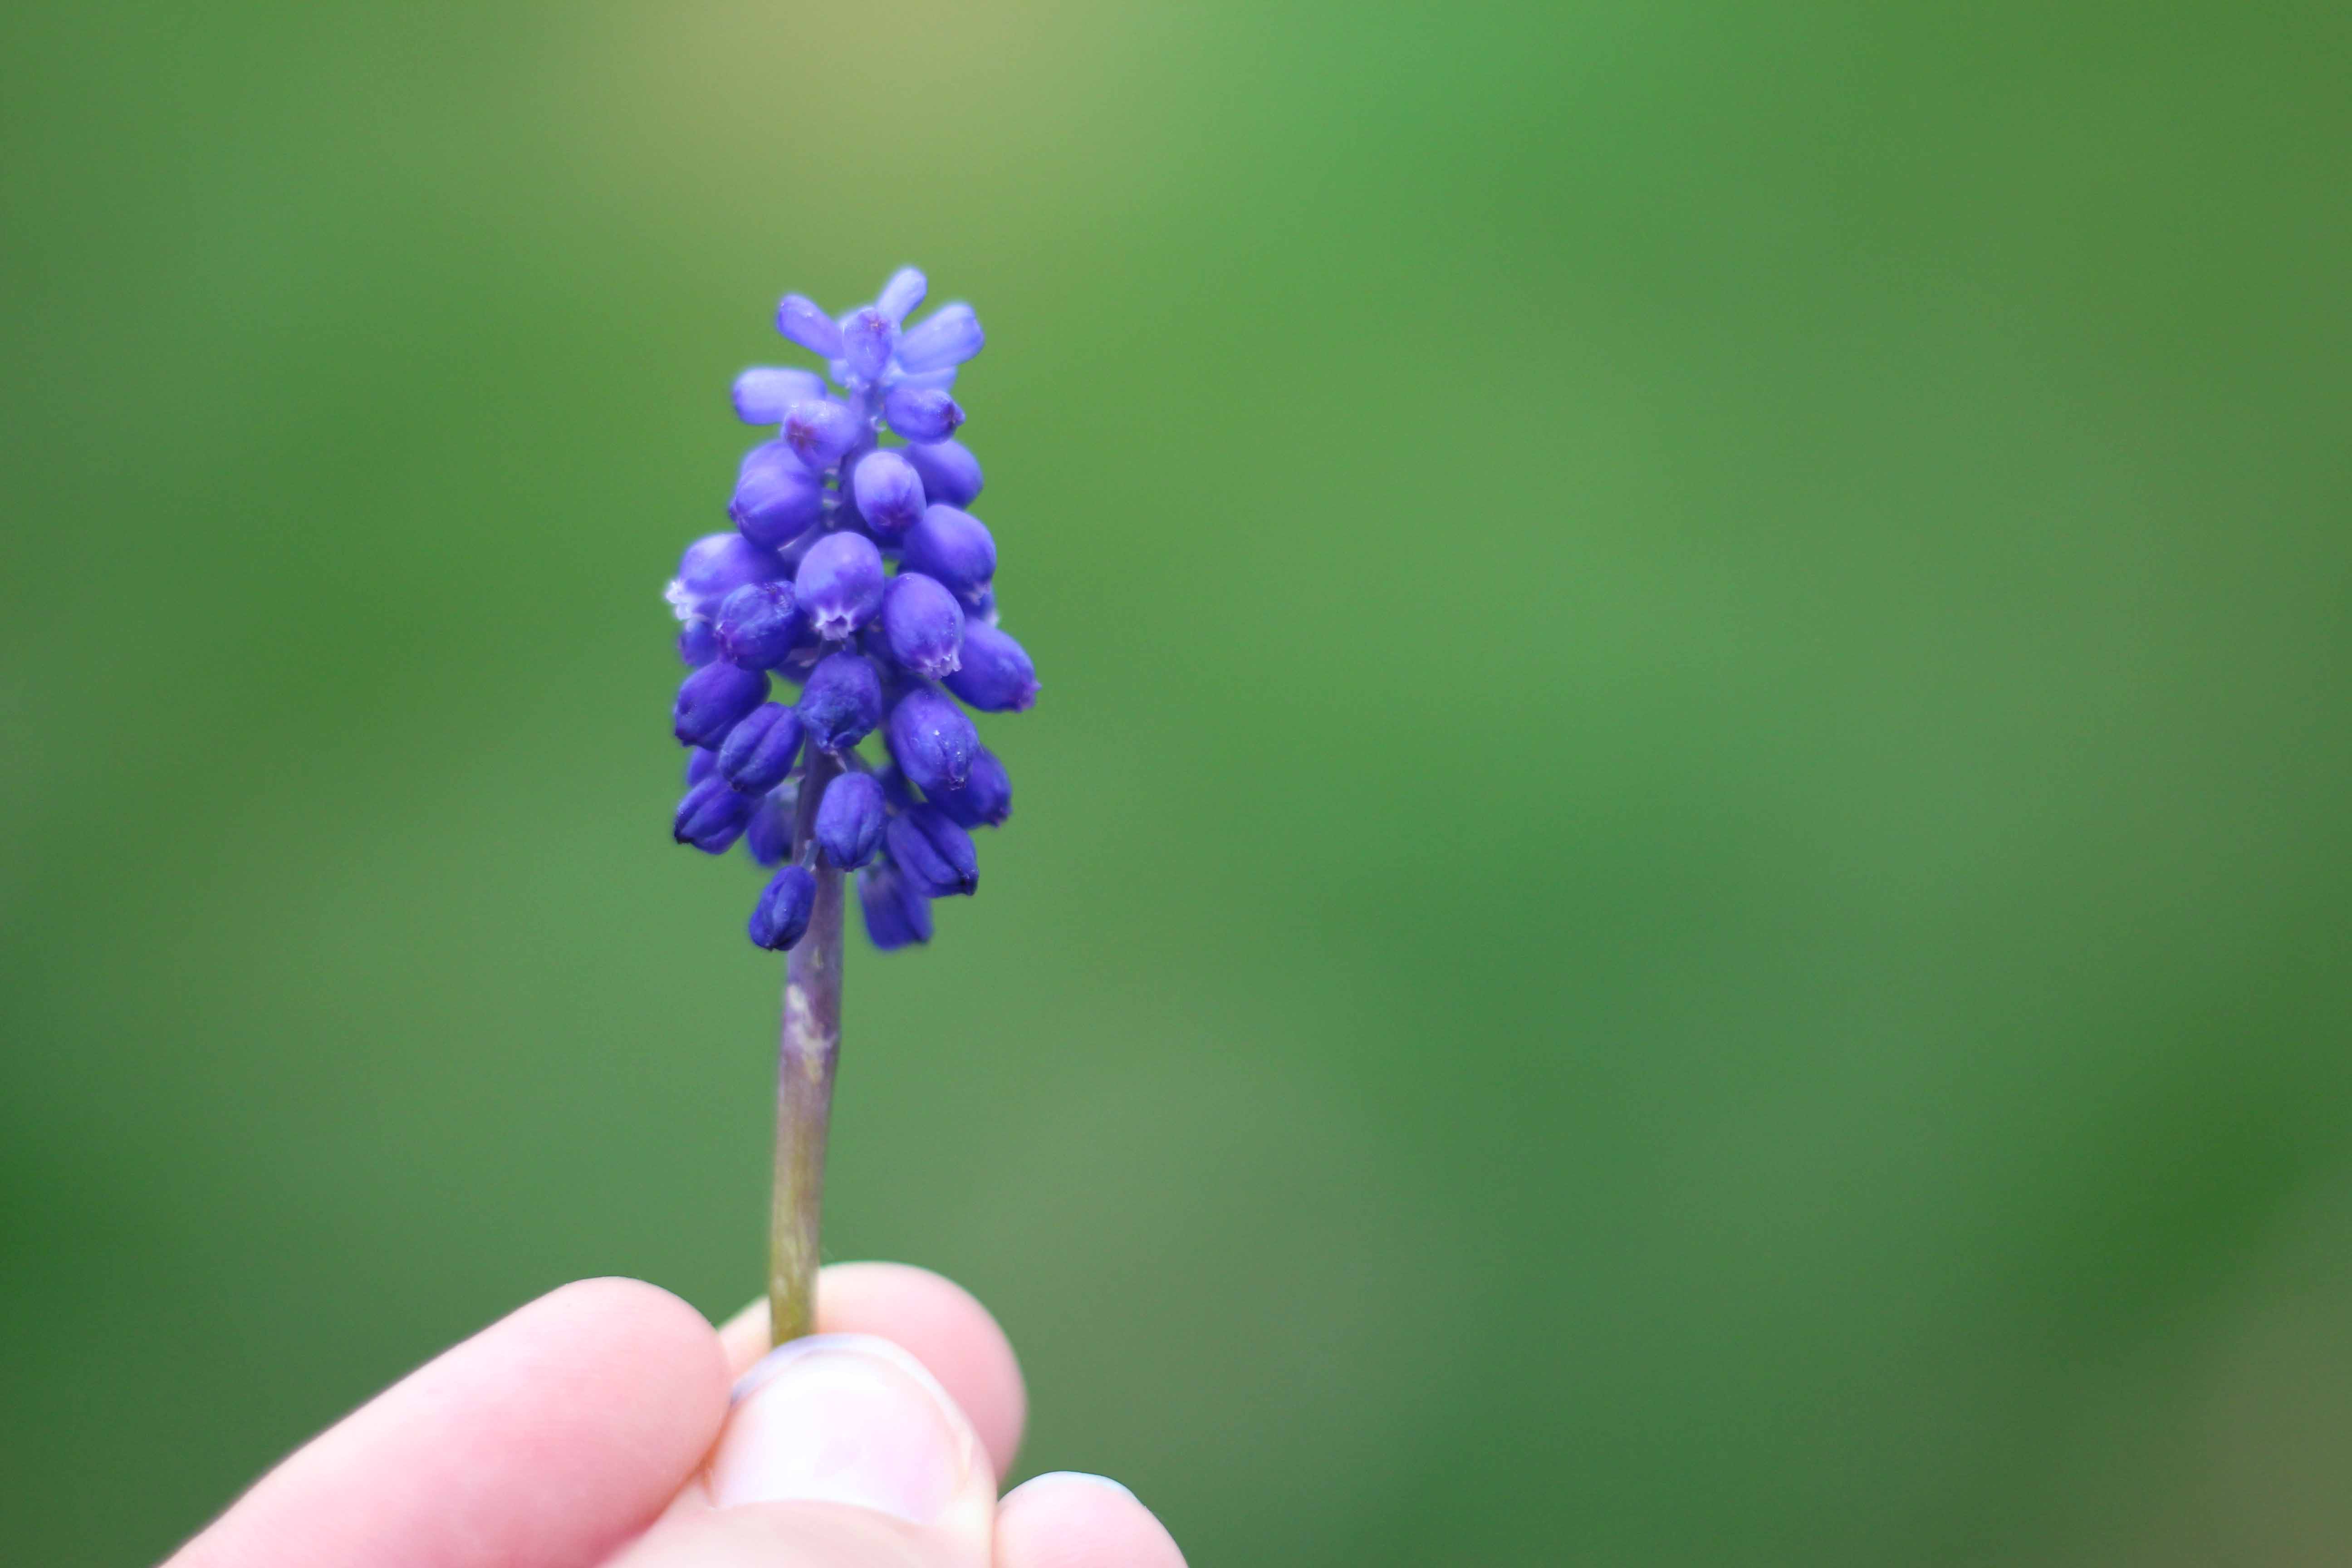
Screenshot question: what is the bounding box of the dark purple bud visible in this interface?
[795,652,884,751]
[749,865,818,951]
[678,617,719,668]
[794,531,886,639]
[717,702,804,794]
[881,572,965,679]
[732,367,827,424]
[943,622,1037,712]
[901,505,997,601]
[730,440,824,550]
[883,385,964,443]
[673,661,767,748]
[901,440,983,508]
[744,787,792,867]
[775,294,843,357]
[850,450,926,539]
[814,771,887,869]
[841,307,897,382]
[685,746,720,786]
[886,688,977,795]
[928,745,1010,828]
[783,398,865,470]
[887,807,979,897]
[674,774,758,853]
[896,304,985,372]
[858,865,933,950]
[714,580,802,670]
[668,532,786,620]
[875,267,927,325]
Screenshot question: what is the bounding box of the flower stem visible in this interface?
[769,745,844,1347]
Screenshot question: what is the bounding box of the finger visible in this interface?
[168,1278,729,1568]
[718,1262,1026,1481]
[994,1473,1187,1568]
[614,1335,996,1568]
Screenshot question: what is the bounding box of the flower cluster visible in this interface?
[665,269,1038,951]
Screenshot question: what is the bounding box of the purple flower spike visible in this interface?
[886,688,977,796]
[794,531,886,640]
[783,399,865,471]
[943,622,1037,712]
[776,294,843,358]
[858,864,933,950]
[928,746,1011,828]
[886,808,979,898]
[795,652,884,752]
[850,450,926,540]
[902,440,983,508]
[815,771,887,869]
[841,308,897,383]
[901,506,997,602]
[673,661,768,748]
[881,573,965,679]
[675,774,759,853]
[717,703,805,794]
[897,304,984,372]
[733,367,828,424]
[883,386,964,444]
[668,532,785,621]
[749,865,818,951]
[730,441,824,549]
[714,581,802,670]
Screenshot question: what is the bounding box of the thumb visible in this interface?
[611,1333,996,1568]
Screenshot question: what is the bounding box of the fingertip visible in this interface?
[995,1472,1186,1568]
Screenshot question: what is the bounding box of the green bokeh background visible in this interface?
[5,2,2350,1562]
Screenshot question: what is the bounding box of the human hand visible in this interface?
[165,1265,1184,1568]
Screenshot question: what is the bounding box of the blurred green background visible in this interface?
[4,0,2349,1562]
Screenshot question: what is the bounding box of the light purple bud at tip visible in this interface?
[775,294,843,358]
[896,303,985,372]
[793,531,886,640]
[901,439,983,508]
[814,771,887,869]
[841,308,896,382]
[850,450,926,539]
[901,505,997,601]
[729,441,824,550]
[943,621,1037,712]
[783,399,866,471]
[875,267,927,325]
[886,688,978,796]
[882,385,964,444]
[881,572,965,679]
[732,367,827,424]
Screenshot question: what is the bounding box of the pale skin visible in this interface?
[166,1264,1186,1568]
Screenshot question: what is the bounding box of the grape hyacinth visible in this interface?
[661,269,1037,1350]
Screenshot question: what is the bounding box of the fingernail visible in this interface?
[707,1333,975,1522]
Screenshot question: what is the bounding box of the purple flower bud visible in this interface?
[685,746,720,786]
[897,304,985,372]
[876,267,927,324]
[794,531,886,640]
[675,774,758,853]
[841,307,897,382]
[901,440,983,508]
[783,399,865,471]
[729,440,824,550]
[858,864,933,950]
[849,450,926,540]
[713,580,802,670]
[881,572,965,679]
[732,367,828,424]
[886,688,978,796]
[887,807,979,898]
[678,617,719,667]
[795,652,884,751]
[775,294,843,358]
[942,622,1037,712]
[744,787,792,867]
[673,661,768,748]
[901,505,997,601]
[927,745,1010,829]
[749,865,818,951]
[716,702,804,794]
[814,771,887,869]
[667,532,786,621]
[883,386,964,444]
